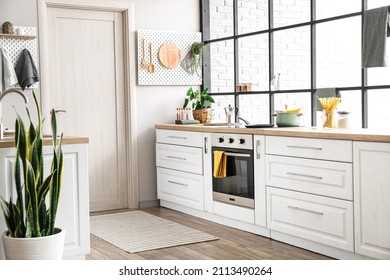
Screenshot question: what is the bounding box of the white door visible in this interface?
[43,7,128,211]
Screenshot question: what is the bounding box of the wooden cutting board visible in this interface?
[158,43,181,69]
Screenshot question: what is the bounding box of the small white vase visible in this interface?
[2,228,65,260]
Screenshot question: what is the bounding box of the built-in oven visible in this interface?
[211,133,254,208]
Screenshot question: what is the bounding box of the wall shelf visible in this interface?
[0,33,36,40]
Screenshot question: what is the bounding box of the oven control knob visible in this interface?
[239,139,245,144]
[218,137,224,143]
[229,138,234,143]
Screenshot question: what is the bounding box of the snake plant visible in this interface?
[0,92,64,237]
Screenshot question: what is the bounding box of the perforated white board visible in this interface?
[137,29,202,86]
[0,26,38,89]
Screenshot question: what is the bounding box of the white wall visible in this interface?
[0,0,200,206]
[133,0,200,205]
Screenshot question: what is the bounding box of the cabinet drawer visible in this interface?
[266,136,352,162]
[156,143,203,175]
[266,155,353,200]
[156,129,203,148]
[267,187,354,252]
[157,167,204,211]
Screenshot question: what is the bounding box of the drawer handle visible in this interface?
[288,206,324,216]
[286,145,322,151]
[166,155,187,161]
[168,180,188,187]
[286,172,322,180]
[167,136,187,140]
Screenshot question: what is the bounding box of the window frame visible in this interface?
[202,0,390,128]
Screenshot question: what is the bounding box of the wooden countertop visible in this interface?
[155,124,390,142]
[0,136,89,149]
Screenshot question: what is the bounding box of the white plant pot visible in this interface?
[2,228,65,260]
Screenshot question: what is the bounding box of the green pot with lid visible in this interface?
[271,112,302,127]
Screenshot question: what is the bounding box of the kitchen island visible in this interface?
[0,136,90,260]
[155,124,390,260]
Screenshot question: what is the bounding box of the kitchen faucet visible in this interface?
[0,87,29,140]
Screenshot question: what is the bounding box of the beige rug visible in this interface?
[90,211,218,253]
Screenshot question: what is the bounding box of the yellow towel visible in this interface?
[213,150,227,178]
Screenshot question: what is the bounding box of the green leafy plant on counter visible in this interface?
[183,87,215,110]
[0,92,64,237]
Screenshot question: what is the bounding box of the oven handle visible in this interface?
[224,152,251,158]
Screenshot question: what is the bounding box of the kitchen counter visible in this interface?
[0,136,89,149]
[155,124,390,142]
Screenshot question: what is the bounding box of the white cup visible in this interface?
[16,28,25,35]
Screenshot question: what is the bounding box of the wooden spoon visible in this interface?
[141,39,147,70]
[149,42,155,73]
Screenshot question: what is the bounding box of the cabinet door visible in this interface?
[254,135,266,227]
[0,144,90,260]
[354,142,390,259]
[157,167,204,211]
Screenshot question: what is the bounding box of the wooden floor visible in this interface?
[87,207,332,260]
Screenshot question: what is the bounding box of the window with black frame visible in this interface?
[201,0,390,128]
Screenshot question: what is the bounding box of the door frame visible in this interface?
[37,0,139,209]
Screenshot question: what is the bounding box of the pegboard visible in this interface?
[137,29,202,86]
[0,26,38,89]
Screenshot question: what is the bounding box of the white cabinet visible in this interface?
[353,141,390,259]
[265,136,354,253]
[156,129,209,211]
[0,144,90,260]
[267,187,354,252]
[266,136,352,162]
[266,155,353,200]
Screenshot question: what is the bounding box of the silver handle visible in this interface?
[288,206,324,216]
[256,139,261,159]
[166,155,187,161]
[168,180,188,187]
[287,172,322,180]
[286,145,322,151]
[224,152,251,158]
[167,136,187,140]
[204,137,208,154]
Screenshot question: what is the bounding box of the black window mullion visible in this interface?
[234,0,239,122]
[310,0,317,126]
[362,0,368,128]
[269,0,274,125]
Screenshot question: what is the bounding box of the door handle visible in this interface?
[204,137,208,154]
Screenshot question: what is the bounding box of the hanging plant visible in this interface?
[190,42,205,78]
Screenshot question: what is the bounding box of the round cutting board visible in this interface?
[158,43,181,69]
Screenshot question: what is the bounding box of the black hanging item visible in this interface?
[14,48,40,90]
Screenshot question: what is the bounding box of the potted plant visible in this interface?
[0,92,65,260]
[183,87,214,123]
[189,42,204,78]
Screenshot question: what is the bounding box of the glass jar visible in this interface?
[322,109,337,128]
[337,111,351,129]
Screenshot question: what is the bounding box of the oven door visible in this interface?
[212,147,254,208]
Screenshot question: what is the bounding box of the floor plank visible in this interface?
[88,207,332,260]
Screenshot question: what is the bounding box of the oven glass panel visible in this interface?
[212,148,254,199]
